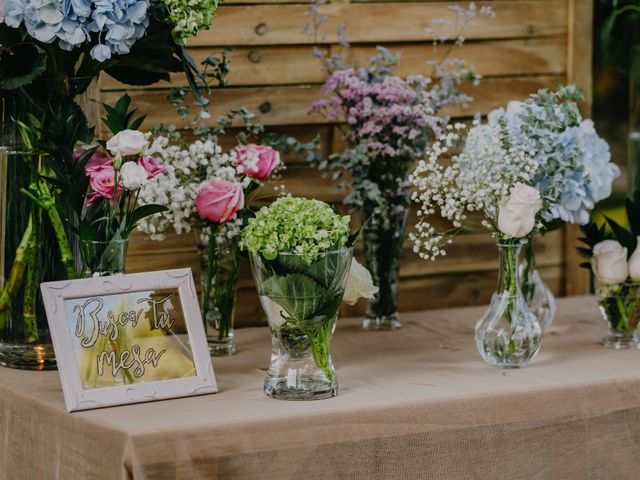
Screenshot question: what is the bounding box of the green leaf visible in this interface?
[605,216,635,253]
[626,196,640,237]
[0,42,47,89]
[278,251,351,291]
[127,204,169,231]
[262,273,328,322]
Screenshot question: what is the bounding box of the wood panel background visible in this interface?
[101,0,593,326]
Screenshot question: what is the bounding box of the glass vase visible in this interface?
[80,238,129,277]
[475,240,542,368]
[597,281,640,349]
[0,151,57,370]
[361,201,409,330]
[519,238,557,331]
[197,228,240,356]
[250,248,353,400]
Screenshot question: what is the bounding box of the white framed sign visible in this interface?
[41,268,217,412]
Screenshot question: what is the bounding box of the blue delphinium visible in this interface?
[486,86,620,228]
[3,0,150,61]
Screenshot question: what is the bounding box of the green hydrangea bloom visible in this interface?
[241,197,350,263]
[163,0,221,44]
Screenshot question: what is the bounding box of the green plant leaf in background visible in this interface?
[0,42,47,90]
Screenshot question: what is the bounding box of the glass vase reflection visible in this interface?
[361,201,408,330]
[597,281,640,349]
[520,239,557,331]
[250,248,352,400]
[475,241,542,368]
[197,228,240,356]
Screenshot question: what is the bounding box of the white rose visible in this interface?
[628,237,640,280]
[106,129,148,157]
[497,183,542,238]
[120,162,148,191]
[592,240,629,285]
[343,259,379,306]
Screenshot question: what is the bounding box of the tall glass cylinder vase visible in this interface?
[629,45,640,196]
[250,248,352,400]
[519,238,557,331]
[197,227,240,356]
[361,201,409,330]
[475,241,542,368]
[0,151,57,370]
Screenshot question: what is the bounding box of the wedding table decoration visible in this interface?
[0,0,222,370]
[307,4,494,331]
[477,85,619,331]
[411,85,619,367]
[241,196,375,400]
[578,194,640,348]
[138,112,284,356]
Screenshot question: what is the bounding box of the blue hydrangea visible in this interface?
[487,91,620,226]
[3,0,150,61]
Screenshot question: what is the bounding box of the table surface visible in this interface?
[2,296,640,480]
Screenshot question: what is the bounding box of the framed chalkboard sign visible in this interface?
[41,269,217,411]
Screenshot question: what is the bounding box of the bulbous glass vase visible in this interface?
[250,248,352,400]
[475,241,542,368]
[520,239,557,331]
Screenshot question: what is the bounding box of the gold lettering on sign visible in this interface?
[72,292,179,380]
[96,345,167,378]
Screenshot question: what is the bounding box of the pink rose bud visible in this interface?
[137,156,167,179]
[88,165,118,200]
[83,150,113,175]
[195,180,244,223]
[234,144,280,180]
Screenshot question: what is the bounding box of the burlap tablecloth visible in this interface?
[1,296,640,479]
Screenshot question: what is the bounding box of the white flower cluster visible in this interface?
[137,136,251,241]
[409,122,540,260]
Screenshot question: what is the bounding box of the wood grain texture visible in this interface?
[101,0,592,323]
[192,2,567,46]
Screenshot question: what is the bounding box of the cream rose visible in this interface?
[343,259,378,305]
[497,183,542,238]
[120,162,148,191]
[106,129,148,157]
[628,237,640,281]
[591,240,629,285]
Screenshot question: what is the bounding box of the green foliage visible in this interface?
[241,197,351,263]
[101,94,146,135]
[578,193,640,269]
[598,0,640,74]
[0,42,47,90]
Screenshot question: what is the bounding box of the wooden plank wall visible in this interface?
[102,0,592,326]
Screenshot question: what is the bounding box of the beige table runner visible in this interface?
[2,296,640,479]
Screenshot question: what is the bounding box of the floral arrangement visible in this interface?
[411,85,620,261]
[242,196,375,384]
[73,99,168,275]
[578,196,640,338]
[307,4,493,221]
[1,0,219,67]
[138,134,281,243]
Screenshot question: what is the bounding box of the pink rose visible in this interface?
[137,156,166,179]
[195,181,245,223]
[234,144,280,180]
[88,166,119,201]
